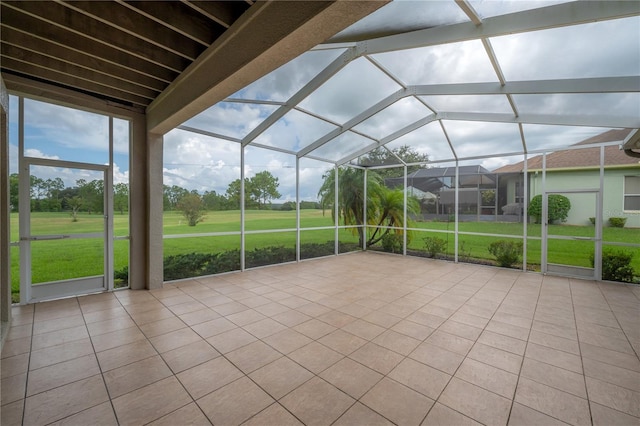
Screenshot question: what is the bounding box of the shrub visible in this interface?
[382,233,403,254]
[589,217,596,225]
[458,241,472,262]
[177,193,206,226]
[488,240,523,267]
[424,236,447,258]
[608,217,627,228]
[114,265,129,286]
[126,241,360,282]
[591,249,635,282]
[528,194,571,224]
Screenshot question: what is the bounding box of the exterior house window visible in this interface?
[624,176,640,212]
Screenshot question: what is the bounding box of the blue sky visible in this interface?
[9,96,130,188]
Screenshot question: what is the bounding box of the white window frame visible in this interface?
[623,175,640,213]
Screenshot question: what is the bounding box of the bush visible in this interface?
[458,241,472,262]
[591,249,635,282]
[528,194,571,224]
[589,217,596,225]
[488,240,523,267]
[382,233,403,254]
[112,242,361,283]
[424,236,447,258]
[608,217,627,228]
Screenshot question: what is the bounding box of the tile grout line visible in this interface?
[499,273,541,426]
[20,303,36,426]
[567,278,595,426]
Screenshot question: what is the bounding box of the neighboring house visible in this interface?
[386,165,516,221]
[495,129,640,227]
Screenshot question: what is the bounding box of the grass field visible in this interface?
[9,210,640,299]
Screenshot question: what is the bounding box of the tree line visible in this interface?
[9,173,128,215]
[164,170,282,212]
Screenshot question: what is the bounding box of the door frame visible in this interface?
[541,188,602,280]
[19,157,114,303]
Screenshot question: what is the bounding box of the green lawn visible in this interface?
[9,211,640,299]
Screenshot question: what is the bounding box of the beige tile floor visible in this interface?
[2,252,639,425]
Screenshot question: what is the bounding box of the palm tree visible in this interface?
[318,167,419,248]
[367,186,419,246]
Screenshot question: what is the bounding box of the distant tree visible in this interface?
[225,178,258,209]
[225,179,242,210]
[114,183,129,214]
[67,196,82,222]
[300,200,321,209]
[281,201,295,211]
[250,171,281,210]
[177,193,206,226]
[46,177,65,211]
[163,185,190,211]
[360,145,429,179]
[202,190,228,211]
[77,179,104,214]
[9,173,19,212]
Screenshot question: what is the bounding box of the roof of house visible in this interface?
[494,129,639,173]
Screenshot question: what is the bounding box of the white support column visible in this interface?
[18,97,30,303]
[403,165,408,256]
[240,147,246,270]
[296,157,300,262]
[454,162,459,263]
[596,146,605,280]
[334,165,339,256]
[541,153,548,274]
[0,77,10,337]
[522,153,528,271]
[105,117,114,291]
[363,168,368,251]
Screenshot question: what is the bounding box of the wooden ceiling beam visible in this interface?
[1,44,159,100]
[2,57,151,106]
[3,1,188,73]
[0,4,177,83]
[58,0,202,61]
[0,26,167,93]
[119,0,222,46]
[181,1,245,29]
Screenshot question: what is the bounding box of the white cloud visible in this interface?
[24,148,60,160]
[163,129,241,194]
[372,39,499,86]
[23,98,112,159]
[233,49,345,101]
[491,16,640,80]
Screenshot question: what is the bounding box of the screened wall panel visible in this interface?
[245,232,297,269]
[244,147,295,230]
[300,229,336,260]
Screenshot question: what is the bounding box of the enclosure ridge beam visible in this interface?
[411,76,640,96]
[360,1,640,55]
[176,125,241,143]
[455,0,482,26]
[436,111,640,128]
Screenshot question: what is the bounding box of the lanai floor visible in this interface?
[2,252,639,425]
